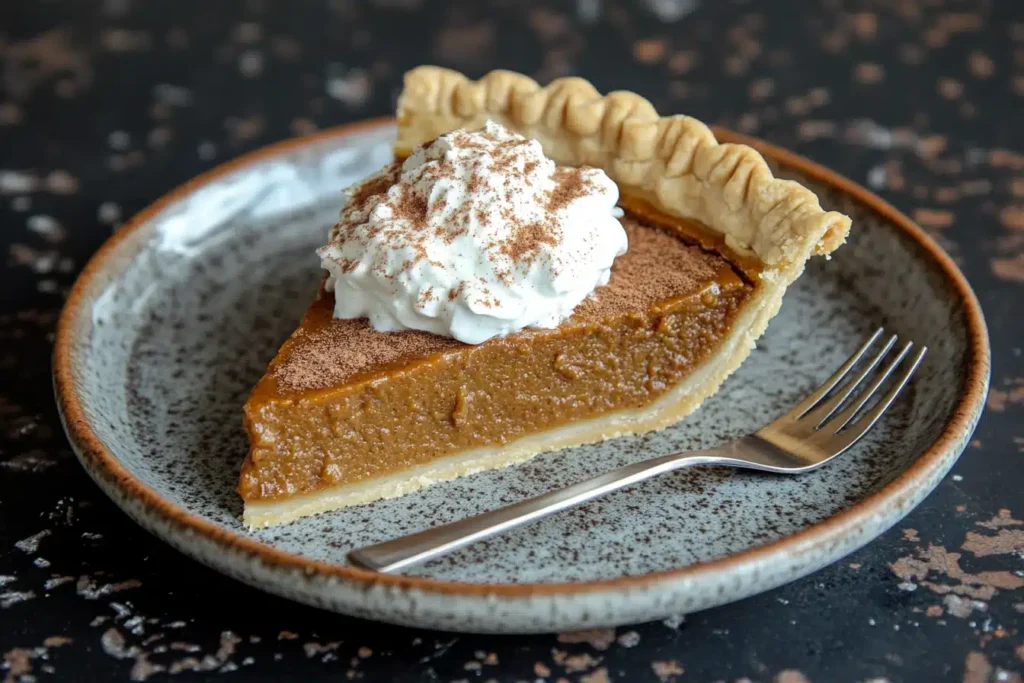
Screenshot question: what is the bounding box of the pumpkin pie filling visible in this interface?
[241,210,753,504]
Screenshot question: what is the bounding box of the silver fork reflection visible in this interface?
[348,328,926,574]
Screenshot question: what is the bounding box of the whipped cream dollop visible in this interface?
[318,121,628,344]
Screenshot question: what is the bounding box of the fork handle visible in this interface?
[347,448,740,574]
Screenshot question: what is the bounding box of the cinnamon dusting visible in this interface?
[349,165,399,211]
[448,281,466,301]
[391,185,428,225]
[547,166,596,212]
[501,221,559,263]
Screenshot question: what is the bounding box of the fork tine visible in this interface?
[826,346,927,449]
[800,332,897,427]
[826,341,923,434]
[787,327,885,419]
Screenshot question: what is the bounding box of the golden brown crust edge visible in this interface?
[395,66,851,272]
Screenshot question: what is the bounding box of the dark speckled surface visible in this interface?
[1,0,1021,681]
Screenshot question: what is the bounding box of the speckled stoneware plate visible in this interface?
[54,119,989,634]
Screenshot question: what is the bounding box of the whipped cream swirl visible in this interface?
[318,121,628,344]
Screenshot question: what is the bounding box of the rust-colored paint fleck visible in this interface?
[962,651,992,683]
[855,63,886,84]
[977,509,1023,530]
[963,527,1024,556]
[969,52,996,78]
[652,660,685,681]
[852,13,877,40]
[579,668,611,683]
[891,543,1023,600]
[989,149,1024,170]
[918,135,948,158]
[999,206,1024,230]
[749,78,774,101]
[914,208,956,229]
[798,120,837,141]
[667,51,697,74]
[633,38,668,64]
[938,78,964,99]
[562,653,600,673]
[556,629,616,651]
[986,380,1024,411]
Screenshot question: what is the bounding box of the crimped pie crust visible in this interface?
[396,66,851,272]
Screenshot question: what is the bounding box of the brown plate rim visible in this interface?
[53,118,991,598]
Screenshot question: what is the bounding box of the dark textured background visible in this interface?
[1,1,1022,681]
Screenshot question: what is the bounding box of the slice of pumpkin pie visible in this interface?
[239,67,850,527]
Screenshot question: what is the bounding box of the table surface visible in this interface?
[1,1,1021,681]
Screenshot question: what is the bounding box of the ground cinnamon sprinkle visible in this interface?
[447,281,466,301]
[466,171,483,195]
[474,207,489,227]
[574,214,727,319]
[547,166,596,212]
[349,165,399,211]
[501,221,559,262]
[391,185,428,224]
[272,306,456,391]
[450,130,486,151]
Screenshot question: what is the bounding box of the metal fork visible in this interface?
[348,328,927,574]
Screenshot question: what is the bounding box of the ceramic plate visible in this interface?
[54,120,989,633]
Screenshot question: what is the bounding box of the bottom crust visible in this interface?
[242,281,788,528]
